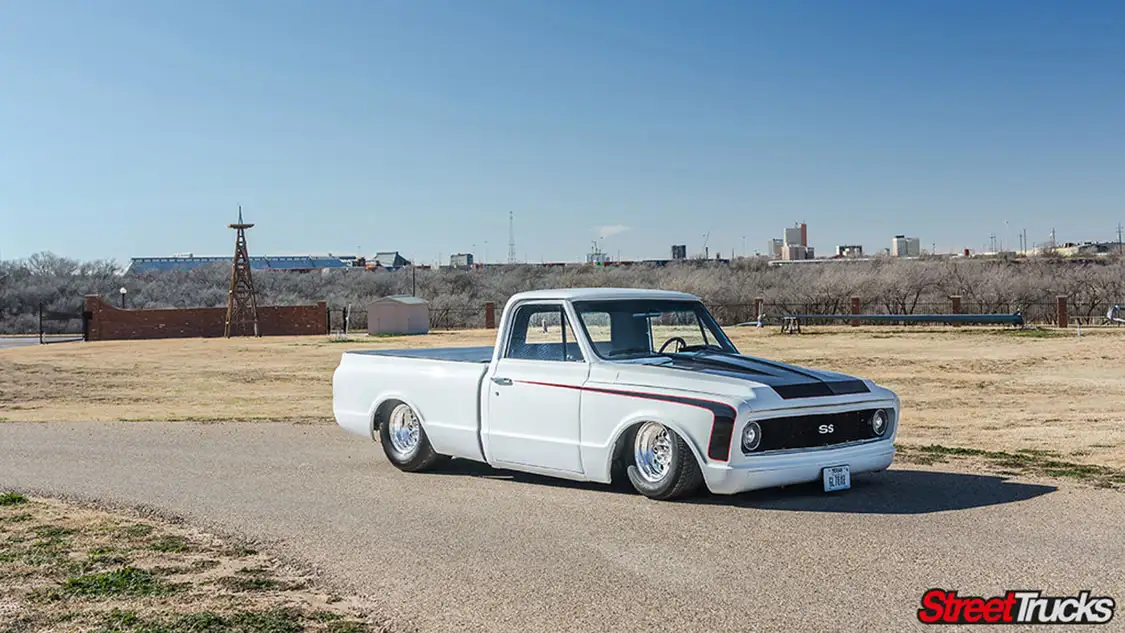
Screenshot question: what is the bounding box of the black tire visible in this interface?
[626,422,704,500]
[378,402,447,472]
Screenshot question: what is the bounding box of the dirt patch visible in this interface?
[1,325,1124,468]
[0,492,385,632]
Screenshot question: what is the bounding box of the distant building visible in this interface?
[784,225,804,246]
[782,244,809,261]
[891,236,921,257]
[127,255,350,275]
[836,245,864,258]
[450,253,474,268]
[586,251,610,265]
[367,296,430,335]
[371,251,411,269]
[671,244,687,260]
[769,222,810,259]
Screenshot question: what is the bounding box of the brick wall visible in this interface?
[84,296,327,341]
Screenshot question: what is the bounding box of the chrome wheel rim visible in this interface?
[387,403,421,459]
[634,422,673,483]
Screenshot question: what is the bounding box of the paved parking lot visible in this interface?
[1,420,1122,632]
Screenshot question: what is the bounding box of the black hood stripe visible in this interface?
[661,353,871,400]
[514,380,737,462]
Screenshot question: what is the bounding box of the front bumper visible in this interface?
[700,439,896,495]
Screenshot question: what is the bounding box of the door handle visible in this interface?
[491,376,512,386]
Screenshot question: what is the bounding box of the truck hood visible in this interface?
[610,351,871,401]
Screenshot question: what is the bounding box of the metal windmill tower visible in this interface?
[224,205,261,337]
[507,211,516,264]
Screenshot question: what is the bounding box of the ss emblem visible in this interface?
[818,424,835,434]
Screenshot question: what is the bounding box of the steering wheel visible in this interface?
[658,336,687,353]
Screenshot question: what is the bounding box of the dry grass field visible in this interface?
[0,491,377,632]
[2,326,1124,470]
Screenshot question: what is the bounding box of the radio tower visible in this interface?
[507,211,516,264]
[224,205,261,337]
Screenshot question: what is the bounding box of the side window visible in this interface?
[505,305,585,362]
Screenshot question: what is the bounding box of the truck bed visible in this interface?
[347,346,494,363]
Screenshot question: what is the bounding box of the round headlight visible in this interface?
[741,421,762,452]
[871,409,889,436]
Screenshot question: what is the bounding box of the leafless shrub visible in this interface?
[2,252,1123,332]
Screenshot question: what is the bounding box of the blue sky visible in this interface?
[1,0,1122,265]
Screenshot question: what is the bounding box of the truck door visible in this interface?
[484,302,588,473]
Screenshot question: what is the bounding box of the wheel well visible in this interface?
[372,399,404,437]
[609,423,642,484]
[609,420,705,484]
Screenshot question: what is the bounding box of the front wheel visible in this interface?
[626,421,704,500]
[379,402,447,472]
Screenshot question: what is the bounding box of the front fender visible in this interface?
[601,410,711,482]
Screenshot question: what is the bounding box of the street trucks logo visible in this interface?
[918,589,1115,625]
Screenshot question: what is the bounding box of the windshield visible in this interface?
[571,299,737,360]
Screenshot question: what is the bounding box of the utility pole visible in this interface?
[507,211,516,264]
[1117,222,1123,257]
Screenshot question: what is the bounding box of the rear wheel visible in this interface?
[626,421,704,500]
[378,402,446,472]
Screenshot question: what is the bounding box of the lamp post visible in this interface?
[119,287,127,309]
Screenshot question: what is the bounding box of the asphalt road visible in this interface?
[1,421,1122,632]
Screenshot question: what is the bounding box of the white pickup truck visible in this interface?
[332,288,899,500]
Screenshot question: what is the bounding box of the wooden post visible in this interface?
[485,302,496,329]
[1056,296,1068,329]
[950,295,962,327]
[754,297,764,322]
[850,297,861,327]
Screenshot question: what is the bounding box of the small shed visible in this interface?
[367,296,430,335]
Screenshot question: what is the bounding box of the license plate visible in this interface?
[823,465,850,492]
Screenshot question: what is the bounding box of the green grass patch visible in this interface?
[120,523,155,538]
[86,608,305,633]
[149,535,190,553]
[33,524,76,540]
[1003,328,1065,338]
[8,537,71,567]
[88,546,129,566]
[0,492,28,506]
[1,512,32,523]
[899,444,1125,488]
[59,566,174,598]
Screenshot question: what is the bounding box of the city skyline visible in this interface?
[2,1,1123,265]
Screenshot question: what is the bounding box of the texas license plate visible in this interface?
[823,465,850,492]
